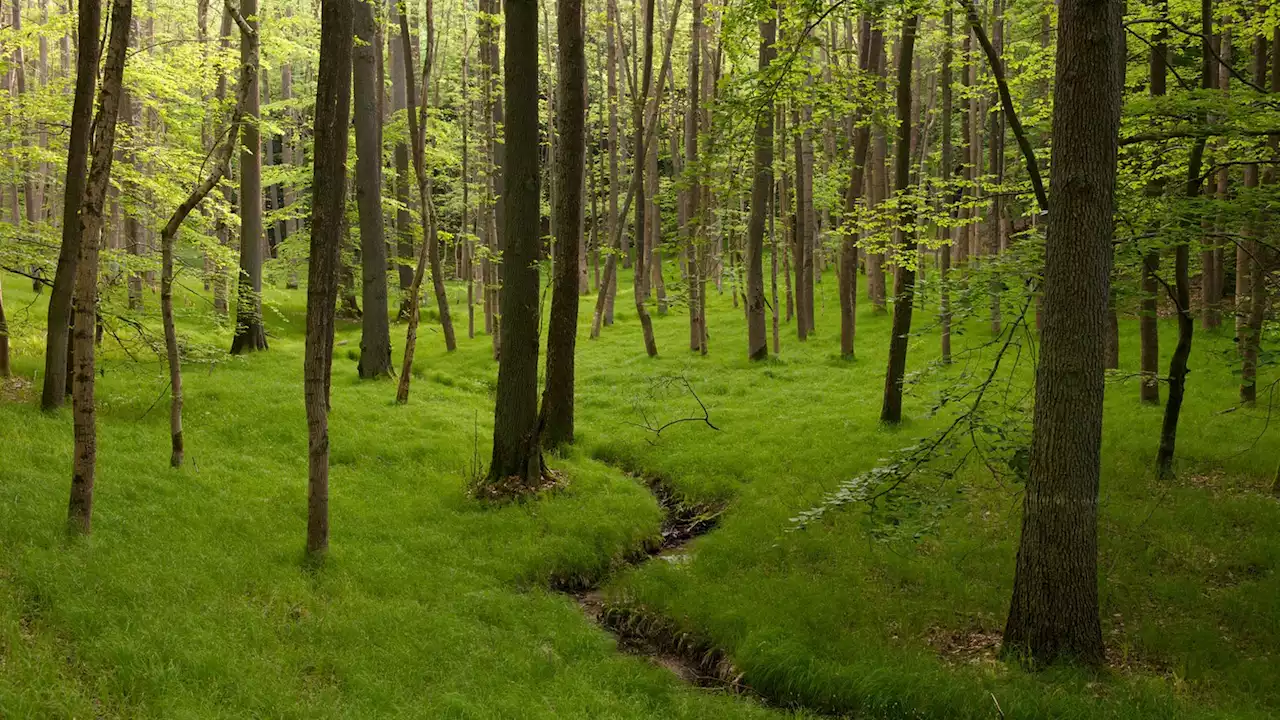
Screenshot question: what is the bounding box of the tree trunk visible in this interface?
[939,9,953,365]
[1239,34,1267,404]
[1140,8,1167,405]
[879,13,918,425]
[303,0,354,558]
[41,0,101,410]
[1002,0,1121,666]
[1157,0,1212,480]
[68,0,131,534]
[390,0,413,314]
[354,0,393,379]
[684,0,703,352]
[630,0,658,357]
[160,61,251,468]
[745,7,775,361]
[230,0,268,354]
[538,0,585,451]
[839,17,878,360]
[485,0,544,489]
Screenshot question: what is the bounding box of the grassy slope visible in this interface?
[1,264,1277,719]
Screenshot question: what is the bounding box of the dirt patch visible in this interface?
[0,376,35,404]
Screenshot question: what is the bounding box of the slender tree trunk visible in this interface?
[303,0,354,558]
[41,0,100,410]
[485,0,545,488]
[1140,7,1167,405]
[839,17,877,360]
[1239,34,1266,404]
[160,63,251,468]
[685,0,703,352]
[745,8,776,361]
[1157,0,1212,480]
[390,0,413,315]
[230,0,268,354]
[879,13,919,425]
[354,0,393,378]
[939,9,953,365]
[1002,0,1121,666]
[539,0,585,450]
[630,0,658,357]
[68,0,131,534]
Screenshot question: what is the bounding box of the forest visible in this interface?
[0,0,1278,715]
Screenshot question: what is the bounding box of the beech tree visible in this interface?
[68,0,132,534]
[483,0,543,489]
[539,0,585,450]
[353,0,392,379]
[228,0,267,354]
[1003,0,1124,665]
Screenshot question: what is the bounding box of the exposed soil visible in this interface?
[549,471,744,691]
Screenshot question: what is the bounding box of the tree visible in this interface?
[229,0,268,354]
[744,5,775,361]
[68,0,132,534]
[483,0,544,490]
[630,0,658,357]
[159,53,254,469]
[878,12,918,425]
[839,16,879,361]
[539,0,585,450]
[1002,0,1123,666]
[354,0,393,379]
[303,0,354,558]
[40,0,101,410]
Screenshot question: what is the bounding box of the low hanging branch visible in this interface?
[158,59,254,468]
[960,0,1048,213]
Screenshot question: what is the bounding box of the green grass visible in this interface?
[1,262,1277,719]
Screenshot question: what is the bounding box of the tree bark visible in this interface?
[630,0,658,357]
[354,0,393,379]
[538,0,584,450]
[879,13,918,425]
[160,61,252,468]
[229,0,268,354]
[939,8,953,365]
[745,7,776,361]
[68,0,131,534]
[41,0,101,410]
[1002,0,1121,666]
[1157,0,1212,480]
[1140,8,1167,405]
[485,0,545,488]
[389,0,413,312]
[304,0,354,559]
[1239,34,1266,404]
[839,17,878,360]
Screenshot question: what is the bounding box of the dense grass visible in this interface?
[1,262,1277,718]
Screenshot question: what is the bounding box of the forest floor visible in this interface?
[1,263,1278,719]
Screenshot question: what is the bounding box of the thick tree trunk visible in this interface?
[230,0,268,354]
[539,0,585,451]
[745,9,775,361]
[68,0,131,534]
[354,0,393,379]
[1002,0,1121,666]
[879,14,918,425]
[303,0,354,558]
[485,0,544,488]
[41,0,100,410]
